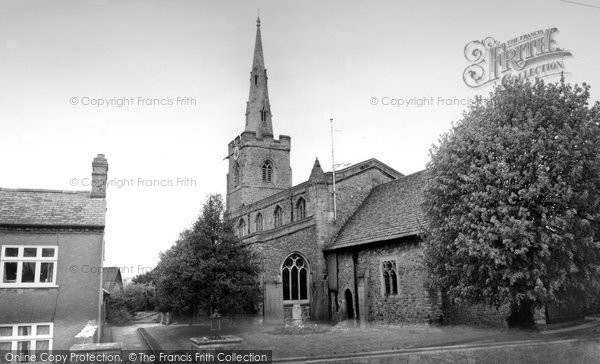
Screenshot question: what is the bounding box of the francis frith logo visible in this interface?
[463,28,572,88]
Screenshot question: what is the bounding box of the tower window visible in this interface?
[296,198,306,220]
[274,205,283,228]
[282,253,309,302]
[260,107,267,122]
[255,75,258,85]
[233,163,240,187]
[262,160,273,183]
[238,218,246,237]
[255,213,263,232]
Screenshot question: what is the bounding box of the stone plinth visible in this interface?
[190,335,243,351]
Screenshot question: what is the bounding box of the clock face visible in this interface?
[233,146,240,160]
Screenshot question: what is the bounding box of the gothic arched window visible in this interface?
[282,253,309,302]
[262,160,273,183]
[273,205,283,228]
[255,213,263,232]
[382,260,398,296]
[238,219,246,237]
[296,198,306,220]
[260,107,267,122]
[233,163,240,187]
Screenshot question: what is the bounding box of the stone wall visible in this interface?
[332,166,397,229]
[330,237,442,324]
[226,132,292,212]
[442,298,510,327]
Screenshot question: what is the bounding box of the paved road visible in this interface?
[108,323,158,350]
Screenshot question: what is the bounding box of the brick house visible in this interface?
[0,154,109,350]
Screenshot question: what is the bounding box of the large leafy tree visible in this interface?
[153,194,262,319]
[424,77,600,326]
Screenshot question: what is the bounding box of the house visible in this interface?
[102,267,123,295]
[0,154,109,350]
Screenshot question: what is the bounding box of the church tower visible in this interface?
[226,17,292,213]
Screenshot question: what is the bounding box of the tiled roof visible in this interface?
[326,170,427,250]
[102,267,123,291]
[0,188,106,227]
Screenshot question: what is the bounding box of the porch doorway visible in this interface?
[345,289,354,319]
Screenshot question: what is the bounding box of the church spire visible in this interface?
[245,16,273,138]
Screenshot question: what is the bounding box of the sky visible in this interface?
[1,0,599,278]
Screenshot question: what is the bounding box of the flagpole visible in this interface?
[330,118,337,222]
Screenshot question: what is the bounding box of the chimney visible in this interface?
[91,154,108,198]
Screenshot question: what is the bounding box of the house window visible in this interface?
[0,322,53,351]
[1,246,58,288]
[238,219,246,237]
[273,205,283,228]
[296,198,306,220]
[255,213,263,232]
[381,259,398,296]
[261,160,273,183]
[233,163,240,187]
[282,253,309,302]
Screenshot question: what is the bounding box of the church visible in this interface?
[224,18,580,326]
[225,18,444,325]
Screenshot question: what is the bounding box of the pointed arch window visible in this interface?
[260,107,267,122]
[238,219,246,237]
[282,253,309,302]
[273,205,283,228]
[233,163,240,187]
[382,260,398,296]
[296,198,306,220]
[254,75,258,85]
[255,213,263,232]
[262,160,273,183]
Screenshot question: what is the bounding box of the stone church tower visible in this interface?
[224,18,404,324]
[226,17,292,212]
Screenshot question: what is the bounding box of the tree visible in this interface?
[424,77,600,327]
[132,270,155,285]
[153,194,262,321]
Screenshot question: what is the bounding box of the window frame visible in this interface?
[296,197,306,220]
[255,213,263,232]
[233,162,240,188]
[261,160,273,183]
[379,256,400,298]
[0,322,54,351]
[0,246,58,288]
[238,219,246,237]
[281,253,310,304]
[273,205,283,228]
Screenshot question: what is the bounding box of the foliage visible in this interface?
[153,194,262,319]
[132,270,155,285]
[106,283,152,323]
[423,76,600,326]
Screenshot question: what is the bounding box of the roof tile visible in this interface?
[327,170,426,250]
[0,189,106,227]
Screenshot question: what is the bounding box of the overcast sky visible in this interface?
[1,0,599,278]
